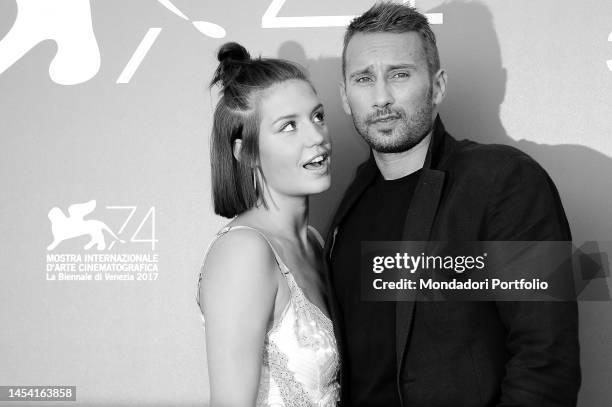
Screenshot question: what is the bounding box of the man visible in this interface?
[324,2,580,406]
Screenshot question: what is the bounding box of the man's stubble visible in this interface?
[351,85,434,154]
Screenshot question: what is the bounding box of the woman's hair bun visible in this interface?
[217,42,250,64]
[210,42,250,89]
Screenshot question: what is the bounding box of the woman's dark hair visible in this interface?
[209,42,310,218]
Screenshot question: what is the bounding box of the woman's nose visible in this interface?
[305,121,328,146]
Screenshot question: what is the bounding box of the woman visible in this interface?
[196,42,339,406]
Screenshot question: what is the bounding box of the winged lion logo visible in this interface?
[46,200,125,250]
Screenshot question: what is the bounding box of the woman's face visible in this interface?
[256,79,331,199]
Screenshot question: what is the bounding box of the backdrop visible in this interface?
[1,0,611,405]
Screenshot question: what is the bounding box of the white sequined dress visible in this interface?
[197,225,340,406]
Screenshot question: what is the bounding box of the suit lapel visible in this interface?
[322,157,378,392]
[395,168,446,370]
[395,117,450,371]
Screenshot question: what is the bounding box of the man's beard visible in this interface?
[352,87,434,153]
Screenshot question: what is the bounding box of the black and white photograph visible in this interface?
[1,0,611,406]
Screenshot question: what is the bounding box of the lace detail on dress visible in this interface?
[285,273,339,395]
[256,271,339,407]
[263,341,315,407]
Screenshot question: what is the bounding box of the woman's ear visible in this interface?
[232,139,242,161]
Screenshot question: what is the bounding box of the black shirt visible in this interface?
[331,169,421,406]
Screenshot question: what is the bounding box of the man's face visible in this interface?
[341,32,442,153]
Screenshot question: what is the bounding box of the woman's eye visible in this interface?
[313,112,325,124]
[280,121,296,132]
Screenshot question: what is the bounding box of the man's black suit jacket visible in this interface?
[323,116,581,407]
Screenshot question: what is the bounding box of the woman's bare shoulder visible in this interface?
[202,227,278,288]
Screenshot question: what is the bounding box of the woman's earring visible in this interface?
[252,169,258,192]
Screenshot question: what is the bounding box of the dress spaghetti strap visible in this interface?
[196,225,289,312]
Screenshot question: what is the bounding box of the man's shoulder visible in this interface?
[444,137,547,178]
[350,135,551,185]
[450,138,533,166]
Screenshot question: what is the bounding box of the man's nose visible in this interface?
[373,79,394,108]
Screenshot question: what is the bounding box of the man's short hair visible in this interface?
[342,2,440,78]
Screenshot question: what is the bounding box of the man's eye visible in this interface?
[280,121,296,132]
[393,72,410,79]
[355,76,372,83]
[313,111,325,124]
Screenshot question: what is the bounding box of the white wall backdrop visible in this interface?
[1,0,610,405]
